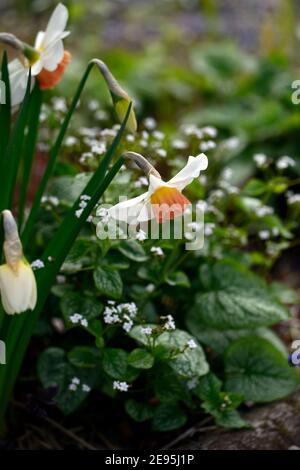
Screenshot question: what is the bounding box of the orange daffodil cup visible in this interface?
[5,3,70,106]
[106,153,208,224]
[0,211,37,315]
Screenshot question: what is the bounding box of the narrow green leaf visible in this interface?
[0,51,11,158]
[18,83,42,228]
[0,69,32,210]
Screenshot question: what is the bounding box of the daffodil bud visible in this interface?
[92,59,137,133]
[0,210,37,315]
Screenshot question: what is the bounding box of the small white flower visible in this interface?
[256,205,274,217]
[80,318,88,328]
[199,140,216,152]
[92,143,106,155]
[97,207,110,223]
[161,314,176,331]
[276,156,295,170]
[204,223,215,237]
[31,259,45,270]
[258,230,270,240]
[152,130,165,141]
[202,126,217,138]
[222,168,233,180]
[253,153,267,167]
[187,339,197,349]
[187,378,198,390]
[150,246,164,257]
[287,193,300,205]
[126,134,135,143]
[141,326,153,335]
[68,383,77,391]
[136,229,147,241]
[144,117,157,130]
[64,136,78,147]
[156,148,167,158]
[82,384,91,393]
[145,284,155,293]
[172,139,187,150]
[75,209,83,218]
[71,377,80,385]
[113,380,129,392]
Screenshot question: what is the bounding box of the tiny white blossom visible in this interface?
[200,140,216,151]
[68,383,77,391]
[126,134,135,142]
[156,148,167,158]
[152,130,165,141]
[172,139,187,150]
[82,384,91,393]
[202,126,217,138]
[64,136,78,147]
[113,380,129,392]
[253,153,267,167]
[256,206,274,217]
[287,193,300,205]
[31,259,45,270]
[276,156,295,170]
[92,143,106,155]
[187,339,197,349]
[150,246,164,257]
[259,230,270,240]
[144,117,157,130]
[71,377,80,385]
[141,326,153,335]
[187,378,198,390]
[162,314,176,331]
[145,284,155,293]
[81,318,88,328]
[136,229,147,241]
[97,207,110,223]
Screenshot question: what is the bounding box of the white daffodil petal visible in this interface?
[168,153,208,190]
[42,40,64,71]
[0,262,37,315]
[42,3,69,48]
[109,192,149,223]
[148,174,164,194]
[31,59,44,76]
[8,59,29,106]
[34,31,45,50]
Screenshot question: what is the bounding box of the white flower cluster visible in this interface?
[31,259,45,270]
[199,140,216,152]
[113,380,129,392]
[161,314,176,331]
[75,194,91,219]
[68,377,91,393]
[69,313,88,328]
[103,301,138,332]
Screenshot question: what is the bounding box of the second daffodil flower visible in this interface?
[0,210,37,315]
[107,152,208,224]
[6,3,70,106]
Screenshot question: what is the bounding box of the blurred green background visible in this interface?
[1,0,300,171]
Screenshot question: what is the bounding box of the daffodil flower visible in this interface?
[107,153,208,223]
[0,211,37,315]
[7,3,70,106]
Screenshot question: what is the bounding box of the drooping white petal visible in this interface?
[31,59,44,76]
[0,262,37,315]
[167,153,208,190]
[8,59,33,107]
[42,3,69,49]
[108,192,149,223]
